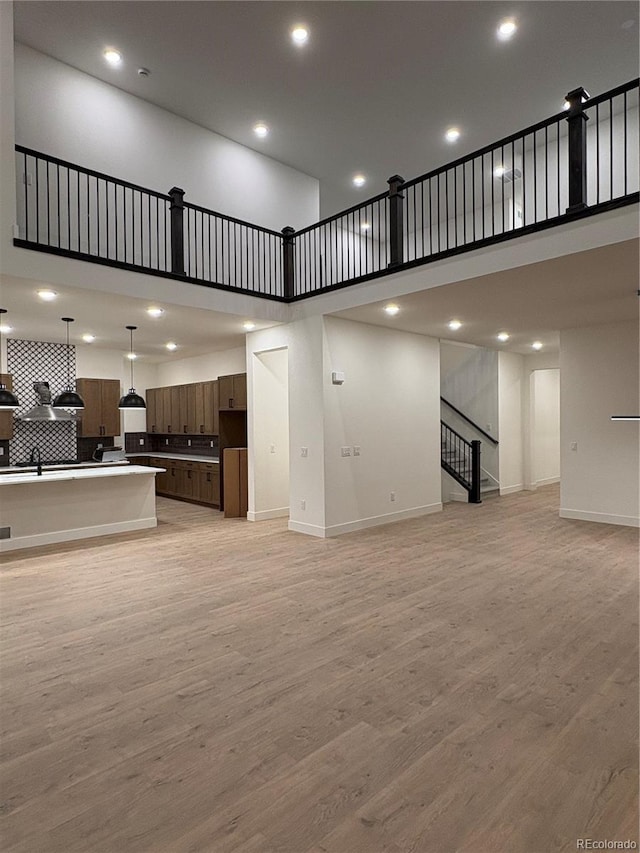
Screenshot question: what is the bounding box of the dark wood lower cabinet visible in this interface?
[152,458,220,508]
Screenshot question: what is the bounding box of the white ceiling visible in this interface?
[13,1,640,217]
[0,274,277,362]
[329,239,640,354]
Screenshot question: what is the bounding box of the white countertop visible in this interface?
[1,460,130,475]
[0,464,164,487]
[127,452,220,464]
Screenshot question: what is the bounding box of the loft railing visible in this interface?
[13,79,639,302]
[441,421,482,504]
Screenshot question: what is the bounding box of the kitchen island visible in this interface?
[0,464,165,553]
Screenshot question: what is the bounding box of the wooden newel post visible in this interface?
[565,87,590,214]
[168,186,185,275]
[470,440,482,504]
[387,174,405,268]
[281,226,296,300]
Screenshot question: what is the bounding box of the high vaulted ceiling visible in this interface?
[13,0,640,217]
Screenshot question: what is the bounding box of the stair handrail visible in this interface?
[440,397,499,446]
[440,420,482,504]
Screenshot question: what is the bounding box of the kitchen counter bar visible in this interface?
[0,465,165,553]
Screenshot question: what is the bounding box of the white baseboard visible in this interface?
[247,507,289,522]
[535,476,560,487]
[288,520,328,538]
[0,517,157,553]
[289,503,442,539]
[559,508,640,528]
[500,483,524,495]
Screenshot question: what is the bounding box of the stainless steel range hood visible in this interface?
[19,382,79,422]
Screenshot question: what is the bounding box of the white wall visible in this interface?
[321,316,441,535]
[14,44,319,232]
[498,351,524,494]
[155,347,246,386]
[248,348,289,521]
[532,368,560,486]
[560,320,639,527]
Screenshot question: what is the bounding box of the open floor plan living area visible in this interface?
[0,1,638,851]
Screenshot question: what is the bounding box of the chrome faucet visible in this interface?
[29,447,42,476]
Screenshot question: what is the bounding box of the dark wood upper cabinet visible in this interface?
[218,373,246,411]
[76,378,121,437]
[0,374,15,440]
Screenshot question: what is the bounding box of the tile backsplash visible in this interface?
[125,432,219,457]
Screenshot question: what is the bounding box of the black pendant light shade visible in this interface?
[119,325,146,410]
[0,308,20,409]
[53,318,85,409]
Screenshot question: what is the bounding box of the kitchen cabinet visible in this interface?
[223,448,248,517]
[146,389,161,434]
[76,378,121,437]
[0,374,15,439]
[148,457,169,493]
[145,380,220,436]
[218,373,247,411]
[197,462,220,506]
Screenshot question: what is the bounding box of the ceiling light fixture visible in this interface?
[497,332,510,342]
[37,289,58,302]
[126,351,137,361]
[0,309,20,409]
[448,319,462,331]
[0,322,13,334]
[146,307,164,318]
[243,321,256,331]
[119,326,146,410]
[291,25,309,45]
[361,222,371,232]
[352,174,366,188]
[82,333,96,343]
[497,19,517,40]
[166,342,178,351]
[253,122,269,138]
[103,48,122,66]
[52,318,85,409]
[494,165,506,178]
[532,341,543,350]
[445,127,460,143]
[384,304,400,316]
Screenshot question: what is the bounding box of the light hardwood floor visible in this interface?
[0,485,637,853]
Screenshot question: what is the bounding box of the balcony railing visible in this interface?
[13,78,639,303]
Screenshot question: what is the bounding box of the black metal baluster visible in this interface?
[623,92,628,196]
[23,152,29,241]
[544,128,549,220]
[481,154,485,237]
[462,163,467,244]
[533,131,538,222]
[609,99,613,200]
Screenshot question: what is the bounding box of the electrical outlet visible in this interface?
[341,446,351,457]
[300,499,306,510]
[570,441,578,451]
[210,441,214,448]
[301,447,308,457]
[165,438,169,445]
[139,438,144,446]
[353,446,361,456]
[486,424,492,432]
[390,491,396,502]
[22,172,32,186]
[188,439,192,447]
[270,444,275,454]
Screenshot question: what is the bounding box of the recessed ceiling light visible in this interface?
[37,289,58,301]
[0,323,13,334]
[82,333,96,343]
[361,222,371,232]
[445,127,460,143]
[126,352,138,360]
[497,332,510,342]
[384,304,400,316]
[146,307,164,318]
[532,341,543,350]
[494,165,506,178]
[291,25,309,45]
[253,122,269,138]
[166,342,178,351]
[103,48,122,66]
[243,321,256,331]
[497,19,517,40]
[352,174,366,188]
[448,319,462,331]
[562,99,571,111]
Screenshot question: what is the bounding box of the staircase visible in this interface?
[440,421,482,503]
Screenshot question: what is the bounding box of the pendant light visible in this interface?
[0,308,20,409]
[119,325,146,409]
[53,317,85,409]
